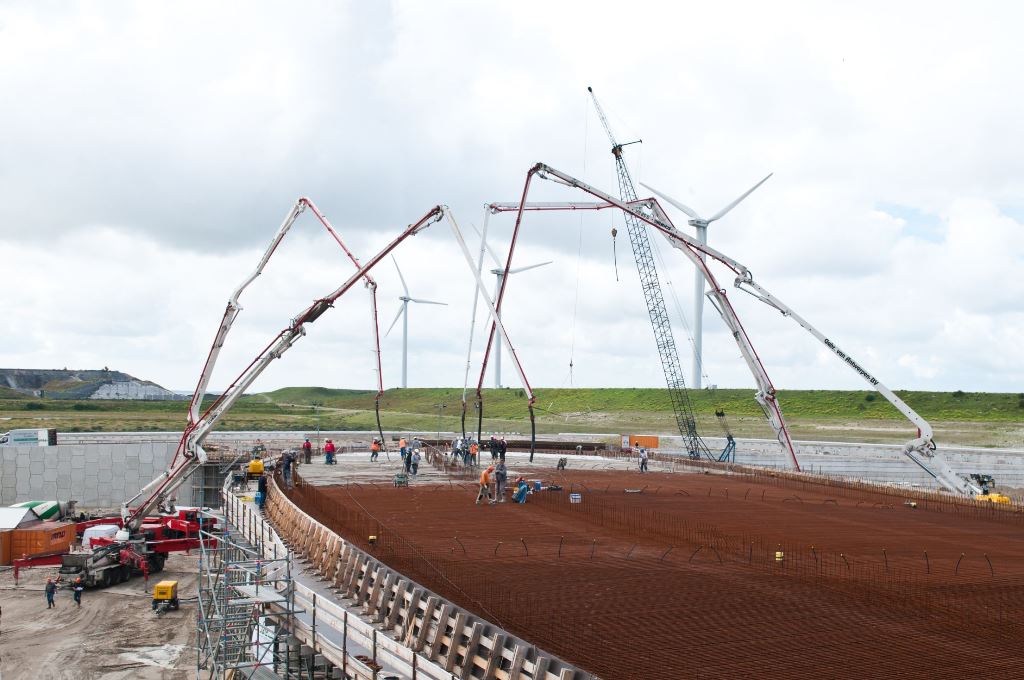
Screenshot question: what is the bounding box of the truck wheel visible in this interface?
[102,570,112,588]
[120,566,130,583]
[171,598,179,610]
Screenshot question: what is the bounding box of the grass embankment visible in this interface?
[0,387,1021,447]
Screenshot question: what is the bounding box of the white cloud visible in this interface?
[1,1,1021,393]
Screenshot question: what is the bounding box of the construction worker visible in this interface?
[476,465,496,505]
[498,437,507,461]
[411,449,421,476]
[256,472,268,509]
[469,441,479,467]
[513,477,530,503]
[370,438,380,462]
[639,447,649,473]
[45,578,57,608]
[302,438,313,464]
[282,450,295,487]
[399,436,408,461]
[72,578,84,607]
[494,459,508,501]
[489,436,499,460]
[324,439,337,465]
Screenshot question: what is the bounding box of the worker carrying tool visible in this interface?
[476,465,496,505]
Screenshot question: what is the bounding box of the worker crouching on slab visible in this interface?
[513,477,530,503]
[476,465,496,505]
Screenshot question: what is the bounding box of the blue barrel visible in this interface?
[534,480,542,492]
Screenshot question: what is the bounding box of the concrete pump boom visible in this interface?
[521,162,977,495]
[120,204,445,533]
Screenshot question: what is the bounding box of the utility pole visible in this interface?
[435,402,446,443]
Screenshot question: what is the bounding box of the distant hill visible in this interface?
[0,368,185,401]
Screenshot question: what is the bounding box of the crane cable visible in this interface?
[564,94,589,389]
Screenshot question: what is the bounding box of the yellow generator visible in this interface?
[976,493,1011,505]
[152,580,179,613]
[247,457,265,480]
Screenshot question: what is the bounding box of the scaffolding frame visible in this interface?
[196,501,299,679]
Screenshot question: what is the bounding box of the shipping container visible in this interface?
[11,521,75,560]
[0,529,12,566]
[628,435,660,449]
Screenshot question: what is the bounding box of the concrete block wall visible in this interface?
[0,442,189,509]
[662,435,1024,488]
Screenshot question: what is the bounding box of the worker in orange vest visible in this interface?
[370,438,381,462]
[476,465,496,505]
[469,441,479,467]
[399,437,408,460]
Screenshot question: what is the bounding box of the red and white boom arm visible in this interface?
[525,163,976,495]
[121,204,445,531]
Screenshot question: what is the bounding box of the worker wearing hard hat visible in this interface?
[476,465,496,505]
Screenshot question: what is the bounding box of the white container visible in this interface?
[81,524,119,549]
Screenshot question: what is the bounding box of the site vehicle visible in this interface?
[0,428,57,446]
[152,580,180,613]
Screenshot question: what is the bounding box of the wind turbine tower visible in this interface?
[472,225,551,388]
[640,174,772,388]
[386,255,447,388]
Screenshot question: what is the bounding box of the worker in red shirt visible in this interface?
[324,439,336,465]
[302,438,313,464]
[476,465,496,505]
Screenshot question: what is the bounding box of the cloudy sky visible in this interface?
[2,1,1021,395]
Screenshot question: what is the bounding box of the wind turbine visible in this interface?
[640,173,772,389]
[386,255,447,388]
[471,224,551,388]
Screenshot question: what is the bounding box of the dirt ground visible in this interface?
[0,553,198,680]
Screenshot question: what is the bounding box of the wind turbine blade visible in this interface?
[707,173,773,223]
[391,254,409,296]
[640,182,701,220]
[409,298,448,306]
[470,222,506,269]
[507,260,553,275]
[384,304,404,337]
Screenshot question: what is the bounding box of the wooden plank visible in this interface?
[414,595,439,652]
[373,570,396,621]
[445,612,468,672]
[428,603,452,662]
[386,579,409,630]
[402,588,425,646]
[509,644,528,679]
[484,633,506,679]
[459,622,482,678]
